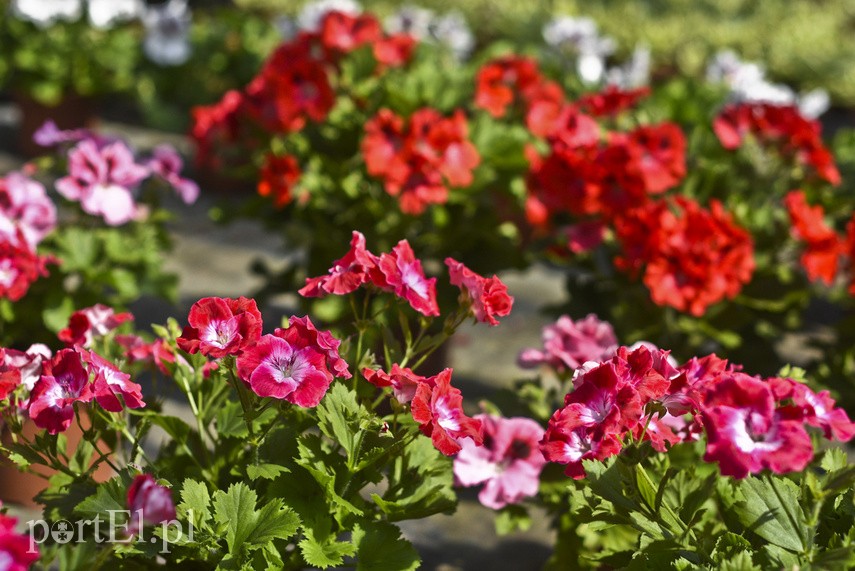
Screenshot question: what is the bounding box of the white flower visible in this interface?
[10,0,82,27]
[87,0,142,29]
[542,15,615,57]
[275,15,298,40]
[797,89,830,120]
[429,11,474,60]
[385,4,434,40]
[606,44,651,88]
[143,0,192,66]
[296,0,361,32]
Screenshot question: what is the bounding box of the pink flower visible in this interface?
[237,334,333,407]
[362,363,432,404]
[454,415,546,509]
[0,172,57,248]
[28,348,93,434]
[82,350,145,412]
[33,120,91,147]
[540,403,622,479]
[56,139,149,225]
[299,231,380,297]
[701,373,813,479]
[127,475,177,535]
[274,315,351,379]
[146,145,200,204]
[411,368,483,455]
[0,344,51,401]
[375,239,439,316]
[0,234,55,302]
[518,314,618,372]
[177,297,262,359]
[445,258,514,326]
[769,377,855,442]
[58,304,134,348]
[0,507,40,570]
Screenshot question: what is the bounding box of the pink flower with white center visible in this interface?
[445,257,514,326]
[177,297,262,359]
[28,348,93,434]
[0,344,51,404]
[127,475,177,536]
[0,172,57,248]
[362,363,433,404]
[564,361,644,432]
[300,231,380,297]
[375,239,439,316]
[56,139,150,225]
[454,415,546,509]
[237,334,333,407]
[146,145,200,204]
[540,403,622,479]
[769,377,855,442]
[275,315,351,379]
[0,234,54,302]
[518,314,618,372]
[58,304,134,348]
[82,350,145,412]
[701,373,813,479]
[0,507,40,571]
[411,368,483,455]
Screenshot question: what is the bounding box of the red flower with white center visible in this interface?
[769,377,855,442]
[663,353,735,416]
[454,414,546,509]
[237,334,333,406]
[362,363,432,404]
[275,315,351,379]
[564,362,643,433]
[82,350,145,412]
[376,239,439,316]
[445,257,513,326]
[0,233,54,302]
[58,304,133,348]
[577,85,651,117]
[117,335,177,375]
[1,344,51,399]
[411,368,483,456]
[701,372,813,479]
[474,56,544,118]
[627,123,686,194]
[517,314,618,372]
[540,403,622,479]
[783,190,842,285]
[299,231,379,298]
[127,475,176,536]
[257,154,301,208]
[177,297,262,359]
[608,344,674,403]
[28,348,93,434]
[0,507,40,570]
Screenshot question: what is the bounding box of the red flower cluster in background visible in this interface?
[614,197,755,316]
[475,56,564,122]
[714,102,841,185]
[362,108,480,214]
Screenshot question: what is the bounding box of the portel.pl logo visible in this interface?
[25,511,194,554]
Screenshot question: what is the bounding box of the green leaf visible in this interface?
[730,476,805,553]
[179,479,212,532]
[213,482,259,555]
[316,382,374,464]
[299,530,356,569]
[495,505,532,535]
[352,521,420,571]
[216,401,250,439]
[251,500,301,546]
[74,477,127,519]
[635,465,658,512]
[247,463,290,481]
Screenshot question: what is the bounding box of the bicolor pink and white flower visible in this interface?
[58,304,134,348]
[375,239,439,316]
[146,145,200,204]
[454,414,546,509]
[28,348,93,434]
[0,343,51,402]
[0,504,40,570]
[362,363,432,404]
[275,315,351,379]
[56,139,149,225]
[127,475,177,536]
[518,314,618,372]
[83,350,145,412]
[300,231,379,297]
[445,257,513,326]
[177,297,262,359]
[411,368,482,455]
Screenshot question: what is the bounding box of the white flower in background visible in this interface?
[606,44,651,88]
[429,11,474,60]
[275,15,298,39]
[87,0,142,29]
[706,50,829,118]
[542,15,615,84]
[10,0,82,27]
[143,0,192,66]
[296,0,361,32]
[385,4,435,40]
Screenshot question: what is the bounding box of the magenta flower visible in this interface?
[275,315,351,379]
[237,334,333,407]
[411,368,483,455]
[33,120,92,147]
[147,145,200,204]
[0,506,40,570]
[769,376,855,442]
[518,314,618,372]
[300,231,380,297]
[454,415,546,509]
[362,363,433,404]
[0,172,57,248]
[83,350,145,412]
[28,348,93,434]
[127,475,177,535]
[56,139,149,225]
[445,257,514,326]
[375,239,440,317]
[540,403,622,479]
[177,297,262,359]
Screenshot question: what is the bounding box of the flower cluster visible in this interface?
[713,102,840,185]
[362,108,480,214]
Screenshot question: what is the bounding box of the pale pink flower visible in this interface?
[0,173,57,248]
[518,314,618,372]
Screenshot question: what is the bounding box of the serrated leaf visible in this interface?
[731,476,805,553]
[179,479,212,531]
[299,532,356,569]
[352,521,420,571]
[247,463,290,481]
[217,401,249,439]
[74,477,127,519]
[251,500,300,545]
[213,482,259,555]
[316,383,374,465]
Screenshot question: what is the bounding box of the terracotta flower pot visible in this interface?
[14,92,97,157]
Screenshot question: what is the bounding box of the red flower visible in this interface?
[362,363,431,404]
[0,508,40,570]
[614,198,755,316]
[445,257,513,326]
[411,368,483,455]
[319,11,382,55]
[540,403,622,479]
[127,475,176,535]
[627,122,686,194]
[768,376,855,442]
[177,297,262,359]
[783,190,842,285]
[257,154,301,208]
[474,56,543,118]
[190,90,247,169]
[0,234,54,302]
[300,230,380,297]
[58,304,133,348]
[373,33,416,70]
[375,239,439,316]
[82,350,145,412]
[577,85,651,117]
[28,348,93,434]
